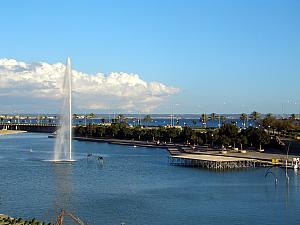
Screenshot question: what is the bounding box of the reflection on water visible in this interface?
[52,164,73,211]
[52,164,74,224]
[0,133,300,225]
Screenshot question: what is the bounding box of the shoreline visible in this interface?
[73,136,171,149]
[69,136,300,164]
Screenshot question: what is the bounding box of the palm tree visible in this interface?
[117,114,125,122]
[240,113,248,128]
[290,113,296,121]
[217,114,226,127]
[89,113,96,124]
[251,111,260,121]
[124,117,129,124]
[143,115,152,126]
[211,113,216,128]
[201,114,208,128]
[84,114,89,126]
[220,115,225,123]
[192,119,197,127]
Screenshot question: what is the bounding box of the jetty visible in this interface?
[0,123,58,133]
[0,130,27,135]
[169,153,270,170]
[165,144,300,170]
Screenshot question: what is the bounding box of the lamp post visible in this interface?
[286,143,291,184]
[170,103,179,127]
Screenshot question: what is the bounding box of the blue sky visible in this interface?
[0,0,299,114]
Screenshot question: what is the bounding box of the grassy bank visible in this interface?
[0,215,51,225]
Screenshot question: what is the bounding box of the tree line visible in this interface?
[74,122,272,149]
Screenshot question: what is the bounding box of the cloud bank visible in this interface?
[0,58,179,113]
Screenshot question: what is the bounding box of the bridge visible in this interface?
[0,123,59,133]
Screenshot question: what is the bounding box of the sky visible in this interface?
[0,0,299,114]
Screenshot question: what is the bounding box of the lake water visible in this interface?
[0,133,299,225]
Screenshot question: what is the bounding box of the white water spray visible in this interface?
[54,57,73,161]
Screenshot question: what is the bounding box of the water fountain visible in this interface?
[53,57,75,162]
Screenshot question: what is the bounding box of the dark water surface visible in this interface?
[0,133,299,225]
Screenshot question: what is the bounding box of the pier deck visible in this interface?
[169,153,271,170]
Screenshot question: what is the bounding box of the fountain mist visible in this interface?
[54,57,73,161]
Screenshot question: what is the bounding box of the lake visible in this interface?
[0,133,299,225]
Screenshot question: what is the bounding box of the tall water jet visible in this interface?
[53,57,74,162]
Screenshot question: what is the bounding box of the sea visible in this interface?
[0,133,299,225]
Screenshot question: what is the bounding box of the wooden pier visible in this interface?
[169,153,271,170]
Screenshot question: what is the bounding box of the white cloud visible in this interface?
[0,58,179,113]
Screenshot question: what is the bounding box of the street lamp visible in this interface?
[286,143,291,184]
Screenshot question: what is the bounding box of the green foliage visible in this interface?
[73,121,273,148]
[241,127,270,147]
[260,113,276,129]
[201,113,208,127]
[192,119,197,126]
[259,114,297,132]
[240,113,248,126]
[218,124,239,139]
[211,113,216,127]
[251,111,260,121]
[181,126,193,143]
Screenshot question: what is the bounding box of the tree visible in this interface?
[147,128,158,141]
[195,132,204,145]
[275,119,294,133]
[242,127,270,148]
[240,113,248,128]
[201,114,208,128]
[190,133,199,145]
[192,119,197,127]
[217,124,239,147]
[260,113,276,131]
[143,115,152,126]
[221,115,226,122]
[75,126,86,137]
[87,125,97,136]
[251,111,260,121]
[236,134,248,150]
[108,124,120,137]
[96,126,106,137]
[219,115,226,126]
[211,113,216,128]
[181,127,193,144]
[166,127,181,143]
[124,117,129,124]
[206,129,218,146]
[290,114,297,121]
[89,113,96,119]
[133,126,142,140]
[122,127,132,138]
[84,114,89,126]
[116,114,127,123]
